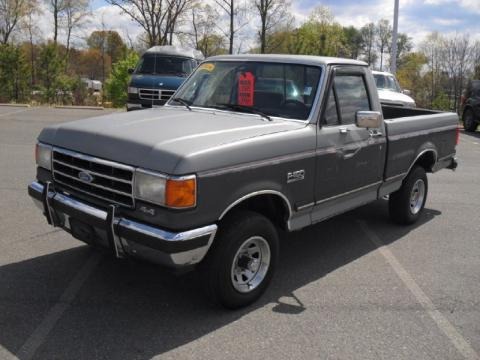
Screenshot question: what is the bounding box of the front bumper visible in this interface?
[28,181,217,268]
[126,97,167,110]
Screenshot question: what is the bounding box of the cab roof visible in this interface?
[206,54,367,67]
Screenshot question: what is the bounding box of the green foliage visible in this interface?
[105,51,139,107]
[342,26,362,59]
[397,52,429,107]
[0,44,30,102]
[37,42,64,104]
[87,31,127,65]
[431,92,451,111]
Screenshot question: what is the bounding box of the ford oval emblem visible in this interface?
[78,171,94,183]
[158,82,163,86]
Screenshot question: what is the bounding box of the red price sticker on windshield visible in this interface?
[238,72,255,107]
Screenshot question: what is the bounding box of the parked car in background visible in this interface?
[126,45,204,111]
[372,70,416,108]
[461,80,480,132]
[81,78,102,93]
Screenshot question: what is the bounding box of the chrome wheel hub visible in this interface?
[231,236,271,293]
[409,179,425,215]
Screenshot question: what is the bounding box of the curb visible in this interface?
[54,105,104,110]
[0,103,30,108]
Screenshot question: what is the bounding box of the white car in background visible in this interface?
[372,70,416,108]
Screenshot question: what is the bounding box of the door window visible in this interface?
[334,75,371,125]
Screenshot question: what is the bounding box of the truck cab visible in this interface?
[126,45,203,111]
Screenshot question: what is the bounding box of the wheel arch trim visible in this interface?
[218,190,293,224]
[406,148,438,177]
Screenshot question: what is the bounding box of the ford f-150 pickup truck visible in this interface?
[29,55,459,309]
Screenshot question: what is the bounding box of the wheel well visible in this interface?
[414,150,436,173]
[221,194,290,230]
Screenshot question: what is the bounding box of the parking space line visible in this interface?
[15,252,102,360]
[0,345,19,360]
[0,109,30,118]
[358,221,479,360]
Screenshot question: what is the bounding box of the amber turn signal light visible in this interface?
[165,178,196,208]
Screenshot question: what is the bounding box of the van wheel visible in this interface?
[201,210,279,309]
[389,166,428,225]
[463,109,478,132]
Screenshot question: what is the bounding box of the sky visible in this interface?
[32,0,480,50]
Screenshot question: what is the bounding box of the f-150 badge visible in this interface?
[287,170,305,183]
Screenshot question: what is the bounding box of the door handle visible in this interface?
[343,147,361,159]
[369,130,383,138]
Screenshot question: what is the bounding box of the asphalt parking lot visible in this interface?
[0,105,479,360]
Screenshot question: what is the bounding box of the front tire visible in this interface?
[201,210,279,309]
[463,108,478,132]
[389,166,428,225]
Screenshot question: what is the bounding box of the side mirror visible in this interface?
[356,111,382,129]
[127,68,134,75]
[402,89,411,96]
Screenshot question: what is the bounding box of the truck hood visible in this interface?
[378,89,415,106]
[129,74,185,90]
[38,107,307,174]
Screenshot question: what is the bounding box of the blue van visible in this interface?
[127,46,203,111]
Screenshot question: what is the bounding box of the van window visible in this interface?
[135,55,196,76]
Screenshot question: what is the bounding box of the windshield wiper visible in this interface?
[215,103,273,121]
[170,97,192,111]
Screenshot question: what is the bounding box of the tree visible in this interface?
[289,7,345,57]
[388,33,412,69]
[20,1,41,85]
[37,42,63,102]
[342,25,362,59]
[0,0,32,44]
[105,0,194,47]
[419,32,443,107]
[63,0,89,68]
[376,19,391,71]
[70,47,111,80]
[0,44,30,101]
[396,52,428,107]
[360,22,376,65]
[47,0,66,45]
[214,0,248,54]
[254,0,290,54]
[87,30,126,65]
[105,50,139,107]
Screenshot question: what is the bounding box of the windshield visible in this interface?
[135,55,197,76]
[172,61,322,120]
[374,74,401,92]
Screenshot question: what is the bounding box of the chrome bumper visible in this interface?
[28,181,217,267]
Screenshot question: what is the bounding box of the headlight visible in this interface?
[134,169,196,208]
[35,143,52,170]
[128,87,138,94]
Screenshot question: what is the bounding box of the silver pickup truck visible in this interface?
[29,55,458,308]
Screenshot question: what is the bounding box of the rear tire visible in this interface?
[463,108,478,132]
[200,210,279,309]
[389,166,428,225]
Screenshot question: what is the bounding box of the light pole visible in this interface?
[391,0,399,74]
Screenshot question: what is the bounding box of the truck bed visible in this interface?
[382,105,458,182]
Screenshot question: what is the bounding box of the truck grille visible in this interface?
[52,148,135,208]
[139,88,175,102]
